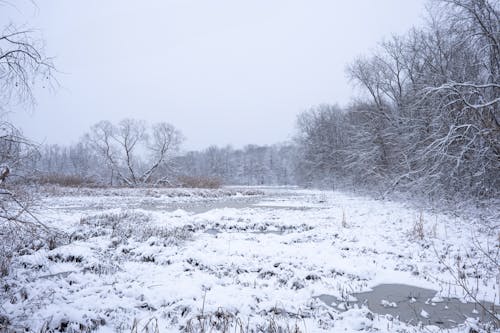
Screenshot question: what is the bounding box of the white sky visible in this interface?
[3,0,426,150]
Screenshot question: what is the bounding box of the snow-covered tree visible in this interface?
[295,0,499,199]
[84,119,184,186]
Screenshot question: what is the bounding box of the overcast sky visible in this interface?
[3,0,426,150]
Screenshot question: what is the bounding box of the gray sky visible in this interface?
[4,0,426,150]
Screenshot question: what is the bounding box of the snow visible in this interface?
[1,186,498,332]
[380,300,397,308]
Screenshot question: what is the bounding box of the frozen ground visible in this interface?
[1,186,498,332]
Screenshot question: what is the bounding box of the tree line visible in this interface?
[28,121,297,187]
[2,0,498,201]
[295,0,499,200]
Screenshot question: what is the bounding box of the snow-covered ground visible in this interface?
[1,187,498,332]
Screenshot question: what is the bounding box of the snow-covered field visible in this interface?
[1,186,499,332]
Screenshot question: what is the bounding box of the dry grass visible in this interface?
[0,217,64,277]
[34,315,106,333]
[80,211,151,229]
[131,317,159,333]
[76,210,192,246]
[177,176,223,189]
[33,173,96,187]
[181,297,306,333]
[412,212,425,240]
[341,209,348,228]
[36,185,264,199]
[182,309,305,333]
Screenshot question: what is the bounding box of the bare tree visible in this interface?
[415,0,500,197]
[85,119,183,186]
[0,6,56,279]
[0,8,54,179]
[295,104,350,187]
[0,24,54,109]
[142,122,183,184]
[297,0,499,199]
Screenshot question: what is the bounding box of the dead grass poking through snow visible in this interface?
[75,210,192,246]
[412,211,425,240]
[181,310,305,333]
[130,317,160,333]
[341,208,348,228]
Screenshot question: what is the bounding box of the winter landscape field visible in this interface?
[1,186,498,332]
[1,0,499,332]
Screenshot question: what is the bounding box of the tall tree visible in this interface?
[85,119,183,186]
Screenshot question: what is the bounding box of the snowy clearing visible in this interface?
[1,186,498,332]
